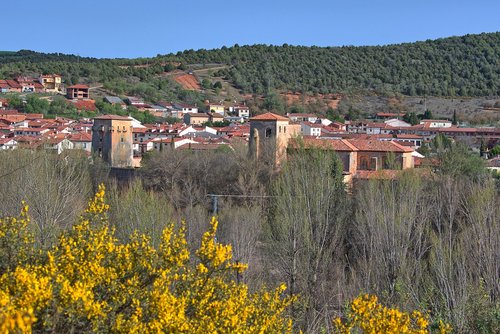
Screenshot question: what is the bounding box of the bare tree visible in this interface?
[265,148,350,332]
[0,150,92,248]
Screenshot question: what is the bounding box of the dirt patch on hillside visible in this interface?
[174,74,201,91]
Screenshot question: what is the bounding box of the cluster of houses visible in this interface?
[1,73,499,180]
[102,95,250,124]
[0,74,62,93]
[0,102,253,163]
[1,91,500,180]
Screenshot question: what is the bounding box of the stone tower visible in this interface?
[92,115,133,168]
[249,112,297,165]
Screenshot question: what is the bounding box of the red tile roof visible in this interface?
[290,137,358,151]
[349,140,413,153]
[250,112,288,121]
[94,114,130,120]
[6,80,21,88]
[68,132,92,142]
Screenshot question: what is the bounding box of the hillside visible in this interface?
[0,32,498,99]
[168,32,499,96]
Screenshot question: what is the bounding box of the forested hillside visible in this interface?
[173,32,499,96]
[0,32,498,97]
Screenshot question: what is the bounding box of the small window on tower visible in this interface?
[265,128,272,138]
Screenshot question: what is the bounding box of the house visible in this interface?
[289,137,414,183]
[301,122,322,136]
[104,96,127,109]
[174,102,198,114]
[232,105,250,118]
[43,137,74,154]
[152,137,196,151]
[376,112,405,119]
[208,103,225,115]
[349,139,414,171]
[5,80,22,92]
[184,113,209,125]
[0,138,17,150]
[68,132,92,152]
[420,119,452,128]
[209,113,224,123]
[17,77,44,93]
[385,118,411,127]
[288,113,318,123]
[39,74,62,92]
[347,122,392,135]
[67,84,90,99]
[0,80,11,93]
[14,127,51,137]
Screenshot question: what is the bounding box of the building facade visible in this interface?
[91,115,133,168]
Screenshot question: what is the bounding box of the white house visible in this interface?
[0,138,17,150]
[301,122,322,137]
[420,119,452,128]
[174,103,198,114]
[44,138,74,154]
[385,118,411,127]
[288,113,318,123]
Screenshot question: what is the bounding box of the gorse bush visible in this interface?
[334,294,452,334]
[0,185,294,333]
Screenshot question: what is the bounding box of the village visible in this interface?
[0,73,499,180]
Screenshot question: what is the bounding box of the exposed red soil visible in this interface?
[174,74,201,90]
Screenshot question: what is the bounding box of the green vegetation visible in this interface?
[1,32,498,101]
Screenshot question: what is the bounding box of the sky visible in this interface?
[2,0,499,58]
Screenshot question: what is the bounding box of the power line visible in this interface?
[0,155,42,179]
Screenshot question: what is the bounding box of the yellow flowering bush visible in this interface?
[0,185,294,333]
[334,294,452,334]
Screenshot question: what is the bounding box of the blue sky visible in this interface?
[3,0,499,58]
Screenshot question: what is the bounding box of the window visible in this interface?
[359,156,369,170]
[382,156,390,169]
[265,128,272,138]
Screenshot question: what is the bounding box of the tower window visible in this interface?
[265,128,272,138]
